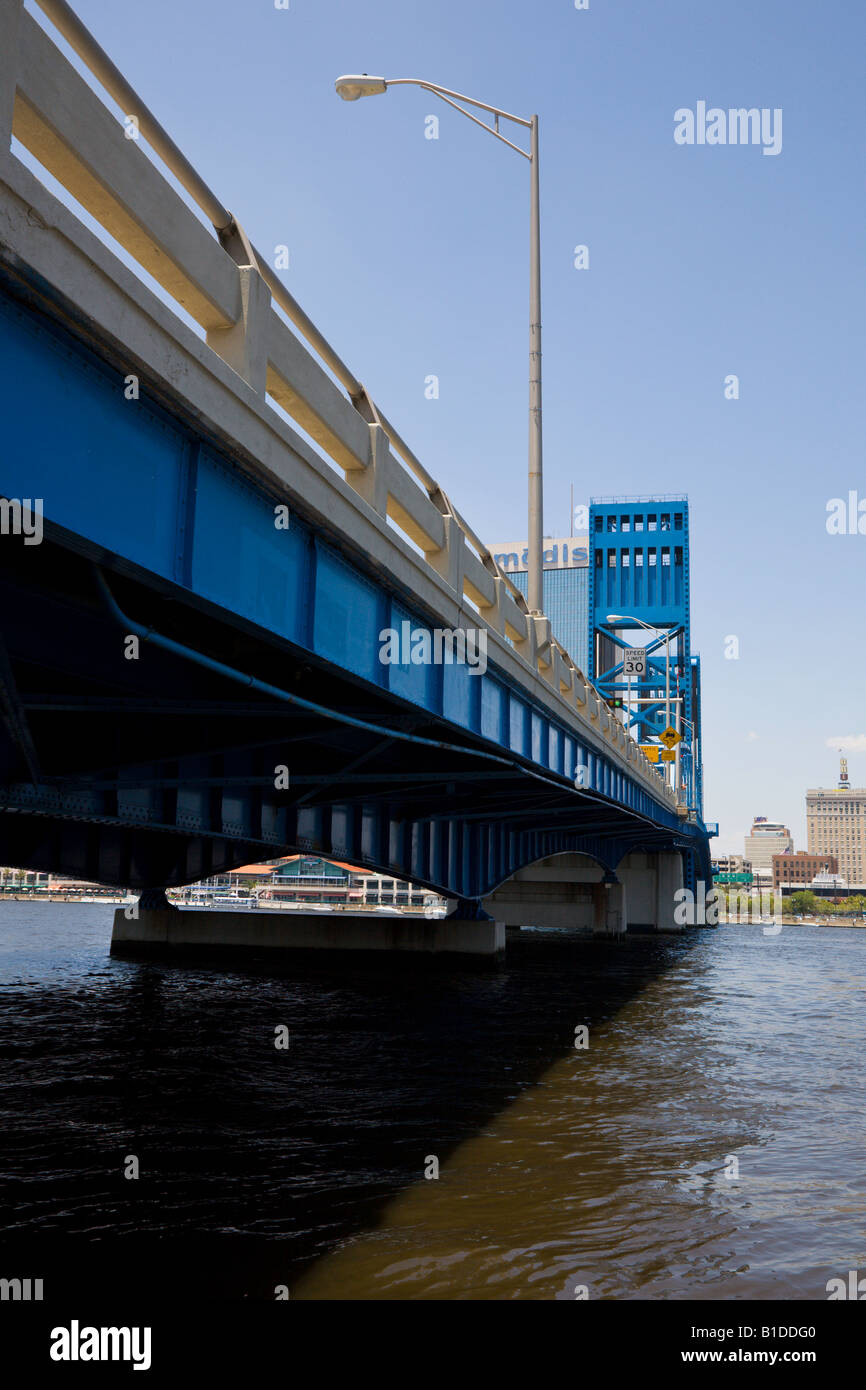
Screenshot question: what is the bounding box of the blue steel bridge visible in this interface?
[0,0,712,932]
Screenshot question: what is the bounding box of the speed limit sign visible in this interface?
[623,647,646,678]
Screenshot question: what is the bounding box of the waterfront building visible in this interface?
[352,872,439,909]
[182,856,439,910]
[269,857,434,908]
[744,818,793,886]
[806,762,866,890]
[270,856,358,904]
[772,851,838,891]
[0,868,110,895]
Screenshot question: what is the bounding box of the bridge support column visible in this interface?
[0,0,23,153]
[138,888,177,912]
[444,897,492,921]
[655,851,685,933]
[592,877,626,936]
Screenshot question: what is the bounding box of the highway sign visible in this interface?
[639,744,659,763]
[660,726,681,748]
[659,748,676,762]
[624,647,646,678]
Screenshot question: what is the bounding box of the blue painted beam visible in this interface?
[0,266,712,896]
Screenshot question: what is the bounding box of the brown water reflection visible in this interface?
[2,905,864,1301]
[295,926,866,1300]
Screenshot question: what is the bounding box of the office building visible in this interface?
[712,855,752,884]
[714,854,751,874]
[489,535,590,675]
[772,851,838,891]
[744,818,793,886]
[806,761,866,889]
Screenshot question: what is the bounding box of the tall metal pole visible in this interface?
[527,114,544,613]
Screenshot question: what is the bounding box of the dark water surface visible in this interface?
[1,901,863,1301]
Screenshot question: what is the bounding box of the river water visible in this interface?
[0,901,863,1301]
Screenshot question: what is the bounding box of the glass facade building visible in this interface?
[511,565,590,675]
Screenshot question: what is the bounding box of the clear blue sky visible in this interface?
[23,0,866,855]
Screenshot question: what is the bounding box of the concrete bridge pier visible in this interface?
[481,849,688,935]
[654,852,686,934]
[592,875,627,937]
[482,853,611,932]
[110,898,505,959]
[610,851,685,933]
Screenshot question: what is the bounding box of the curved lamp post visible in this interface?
[335,75,544,613]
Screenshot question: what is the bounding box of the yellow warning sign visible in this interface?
[660,726,681,749]
[640,744,659,763]
[659,748,676,762]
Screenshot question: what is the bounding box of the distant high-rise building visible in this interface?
[806,759,866,889]
[745,818,793,885]
[488,536,590,675]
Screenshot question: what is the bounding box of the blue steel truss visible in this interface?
[588,497,703,817]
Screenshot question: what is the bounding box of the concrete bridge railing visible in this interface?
[0,0,675,808]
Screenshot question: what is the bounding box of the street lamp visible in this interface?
[335,74,545,613]
[334,76,388,100]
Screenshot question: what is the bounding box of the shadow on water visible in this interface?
[0,902,699,1300]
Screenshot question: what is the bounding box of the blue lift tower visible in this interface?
[588,497,703,819]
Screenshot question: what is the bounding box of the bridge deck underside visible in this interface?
[0,254,710,898]
[0,532,703,895]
